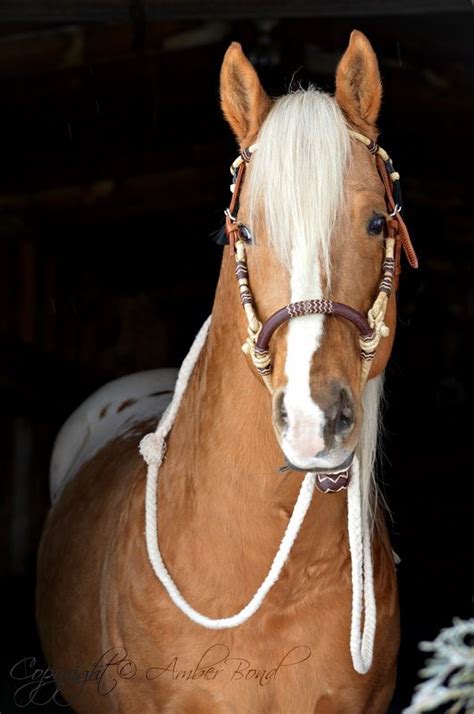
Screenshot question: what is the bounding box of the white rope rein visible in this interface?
[347,456,377,673]
[139,317,376,673]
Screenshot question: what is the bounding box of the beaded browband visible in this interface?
[223,130,418,394]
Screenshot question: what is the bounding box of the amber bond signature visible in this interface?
[8,644,312,707]
[146,644,312,687]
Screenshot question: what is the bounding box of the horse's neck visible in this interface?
[160,254,282,505]
[156,252,349,596]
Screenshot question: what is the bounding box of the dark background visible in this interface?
[0,3,472,712]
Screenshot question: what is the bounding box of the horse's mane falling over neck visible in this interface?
[246,86,384,527]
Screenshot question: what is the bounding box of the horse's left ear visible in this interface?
[335,30,382,139]
[220,42,272,148]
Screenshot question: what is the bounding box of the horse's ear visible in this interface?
[335,31,382,139]
[220,42,272,148]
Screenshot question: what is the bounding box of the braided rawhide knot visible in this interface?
[252,346,272,375]
[242,320,263,354]
[244,343,273,393]
[359,295,390,386]
[139,432,165,465]
[359,238,394,385]
[359,331,378,386]
[360,331,379,359]
[240,318,273,392]
[368,293,390,336]
[242,339,273,392]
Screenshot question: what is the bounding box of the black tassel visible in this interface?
[211,224,228,246]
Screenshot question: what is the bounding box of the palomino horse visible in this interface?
[37,32,417,713]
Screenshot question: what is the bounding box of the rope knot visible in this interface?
[139,432,163,465]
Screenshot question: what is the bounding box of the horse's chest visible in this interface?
[114,607,380,713]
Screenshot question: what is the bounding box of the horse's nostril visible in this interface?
[332,387,355,437]
[336,410,353,432]
[279,396,288,425]
[273,389,288,430]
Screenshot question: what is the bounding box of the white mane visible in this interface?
[247,87,350,287]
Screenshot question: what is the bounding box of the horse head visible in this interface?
[220,32,416,482]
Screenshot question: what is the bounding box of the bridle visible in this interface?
[223,130,418,394]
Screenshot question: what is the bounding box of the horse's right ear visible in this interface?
[220,42,272,148]
[335,30,382,139]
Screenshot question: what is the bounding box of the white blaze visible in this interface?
[282,248,326,465]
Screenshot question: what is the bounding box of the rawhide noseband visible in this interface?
[223,130,418,394]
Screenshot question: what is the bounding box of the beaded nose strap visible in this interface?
[224,131,418,394]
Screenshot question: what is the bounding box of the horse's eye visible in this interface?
[238,223,252,243]
[367,214,385,236]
